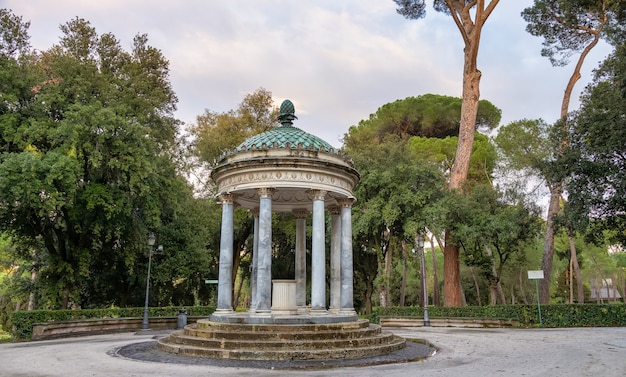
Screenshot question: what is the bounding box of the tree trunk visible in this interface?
[27,268,37,310]
[622,271,626,303]
[384,242,393,307]
[566,230,584,304]
[443,232,463,306]
[233,270,245,309]
[540,13,605,306]
[400,239,408,306]
[518,268,528,304]
[540,186,561,304]
[364,278,373,314]
[443,56,481,308]
[484,245,506,304]
[438,1,501,306]
[470,266,481,306]
[28,249,38,310]
[430,234,441,306]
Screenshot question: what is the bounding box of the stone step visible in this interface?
[183,323,382,341]
[166,330,398,350]
[157,335,407,361]
[195,318,371,332]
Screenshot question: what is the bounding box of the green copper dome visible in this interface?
[235,99,335,153]
[236,125,335,152]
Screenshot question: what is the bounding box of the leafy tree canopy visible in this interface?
[0,11,189,308]
[566,43,626,243]
[522,0,625,66]
[344,94,500,147]
[408,132,497,187]
[190,87,279,165]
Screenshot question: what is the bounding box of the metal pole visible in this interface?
[418,235,430,327]
[535,279,543,327]
[142,233,155,330]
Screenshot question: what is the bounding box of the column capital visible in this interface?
[309,189,327,201]
[219,192,236,204]
[292,208,309,219]
[337,197,356,208]
[250,207,260,217]
[256,187,275,198]
[328,205,341,215]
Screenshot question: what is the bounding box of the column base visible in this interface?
[252,309,272,318]
[212,308,235,316]
[339,308,357,316]
[309,307,328,315]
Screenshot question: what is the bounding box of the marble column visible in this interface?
[329,206,341,313]
[339,197,356,314]
[255,188,274,314]
[310,189,327,313]
[249,208,259,312]
[293,209,308,309]
[215,193,235,314]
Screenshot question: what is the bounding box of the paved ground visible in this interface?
[1,326,625,376]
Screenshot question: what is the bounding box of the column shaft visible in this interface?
[310,190,327,312]
[255,189,273,313]
[340,198,355,314]
[216,194,235,313]
[329,207,341,312]
[294,210,308,308]
[249,209,259,312]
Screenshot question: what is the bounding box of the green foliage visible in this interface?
[566,44,626,242]
[190,87,279,165]
[522,0,621,66]
[345,94,500,145]
[0,9,30,58]
[369,304,626,327]
[494,118,554,175]
[0,10,216,314]
[10,306,216,340]
[409,133,497,186]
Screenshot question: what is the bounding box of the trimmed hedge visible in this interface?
[368,303,626,328]
[11,305,216,340]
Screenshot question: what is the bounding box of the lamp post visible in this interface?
[417,235,430,327]
[142,232,156,330]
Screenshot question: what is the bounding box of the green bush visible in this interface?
[10,305,216,340]
[368,303,626,328]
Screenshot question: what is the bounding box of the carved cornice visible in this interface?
[309,189,327,201]
[218,193,236,204]
[256,187,275,198]
[211,155,359,200]
[337,197,356,208]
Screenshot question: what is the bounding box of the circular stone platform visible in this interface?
[116,336,435,370]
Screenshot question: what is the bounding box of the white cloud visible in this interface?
[4,0,613,148]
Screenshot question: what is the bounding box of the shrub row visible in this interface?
[368,303,626,328]
[11,305,216,340]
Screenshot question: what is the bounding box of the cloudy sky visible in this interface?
[4,0,613,147]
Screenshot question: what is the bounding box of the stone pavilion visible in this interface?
[209,99,360,323]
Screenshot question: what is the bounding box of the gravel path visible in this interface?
[1,326,625,376]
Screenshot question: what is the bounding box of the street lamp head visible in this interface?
[417,235,424,249]
[148,232,156,246]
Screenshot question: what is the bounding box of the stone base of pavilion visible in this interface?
[157,314,406,361]
[209,309,358,325]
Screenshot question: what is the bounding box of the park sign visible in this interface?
[527,270,544,280]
